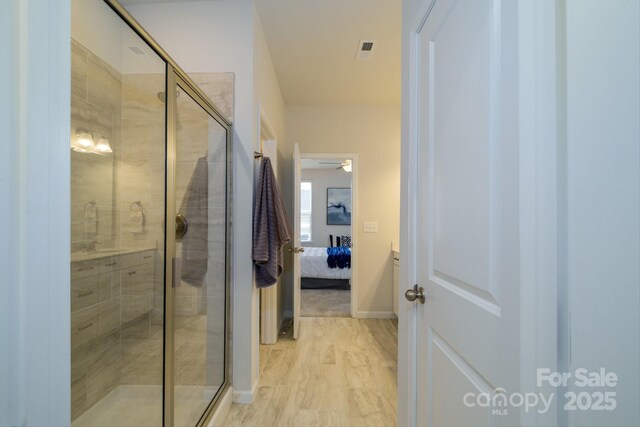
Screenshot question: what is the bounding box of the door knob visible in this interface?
[405,284,426,304]
[287,247,305,253]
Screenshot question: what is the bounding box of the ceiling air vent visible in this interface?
[356,40,377,61]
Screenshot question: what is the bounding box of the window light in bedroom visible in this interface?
[300,181,312,242]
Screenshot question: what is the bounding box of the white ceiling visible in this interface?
[120,0,401,105]
[254,0,401,105]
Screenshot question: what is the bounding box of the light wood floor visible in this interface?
[222,317,398,427]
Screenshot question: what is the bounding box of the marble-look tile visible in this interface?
[71,95,92,140]
[240,385,292,427]
[122,74,165,122]
[71,39,120,252]
[87,51,122,116]
[71,359,87,421]
[71,385,163,427]
[223,317,398,427]
[281,409,343,427]
[176,119,209,161]
[120,332,163,385]
[121,295,153,325]
[121,119,166,161]
[121,312,151,339]
[190,73,235,123]
[86,336,120,408]
[259,348,300,386]
[222,404,246,427]
[71,39,88,99]
[174,314,210,387]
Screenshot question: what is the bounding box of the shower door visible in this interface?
[164,70,230,427]
[70,1,232,426]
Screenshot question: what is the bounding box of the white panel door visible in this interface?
[413,0,521,425]
[292,143,302,339]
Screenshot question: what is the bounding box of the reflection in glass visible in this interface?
[173,87,228,427]
[70,0,166,425]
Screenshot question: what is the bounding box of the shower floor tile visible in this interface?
[72,384,220,427]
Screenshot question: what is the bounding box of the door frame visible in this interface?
[399,0,560,425]
[257,104,280,345]
[297,152,358,318]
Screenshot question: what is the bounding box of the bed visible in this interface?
[300,247,351,289]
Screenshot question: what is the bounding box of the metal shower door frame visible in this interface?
[102,2,233,426]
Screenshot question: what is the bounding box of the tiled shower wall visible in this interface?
[71,38,121,254]
[71,38,234,421]
[71,39,124,421]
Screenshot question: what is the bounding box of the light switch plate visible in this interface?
[363,221,378,233]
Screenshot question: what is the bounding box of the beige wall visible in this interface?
[286,105,401,315]
[253,7,287,330]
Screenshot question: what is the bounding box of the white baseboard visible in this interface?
[232,379,258,404]
[206,386,233,427]
[354,311,397,319]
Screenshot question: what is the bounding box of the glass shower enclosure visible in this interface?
[70,1,231,426]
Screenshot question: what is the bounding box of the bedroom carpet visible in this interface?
[301,289,351,317]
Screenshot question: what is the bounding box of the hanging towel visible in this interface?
[252,157,292,288]
[178,157,208,287]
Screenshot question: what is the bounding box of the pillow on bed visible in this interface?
[339,235,352,248]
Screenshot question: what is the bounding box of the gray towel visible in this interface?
[252,157,292,288]
[178,157,208,287]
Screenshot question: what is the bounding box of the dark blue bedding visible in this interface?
[326,247,351,269]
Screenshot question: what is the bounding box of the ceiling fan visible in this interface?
[318,159,352,172]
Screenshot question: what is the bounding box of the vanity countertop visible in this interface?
[71,246,156,262]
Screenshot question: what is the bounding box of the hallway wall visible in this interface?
[301,167,352,248]
[285,105,401,316]
[563,0,640,424]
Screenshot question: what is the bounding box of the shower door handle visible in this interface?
[172,257,182,288]
[176,214,188,239]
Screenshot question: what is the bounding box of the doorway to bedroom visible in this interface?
[299,156,353,317]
